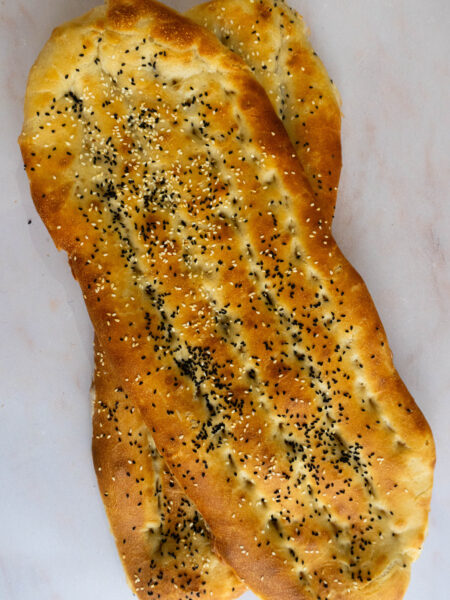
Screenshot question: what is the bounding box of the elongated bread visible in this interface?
[20,1,435,599]
[91,1,342,597]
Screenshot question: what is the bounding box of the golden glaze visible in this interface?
[20,1,434,598]
[91,2,342,597]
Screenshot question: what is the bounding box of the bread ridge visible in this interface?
[20,1,435,598]
[91,1,342,597]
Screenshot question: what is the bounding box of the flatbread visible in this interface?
[92,1,342,597]
[20,1,434,598]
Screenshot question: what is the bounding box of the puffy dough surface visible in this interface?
[91,1,342,598]
[20,1,435,598]
[93,341,246,600]
[187,0,341,226]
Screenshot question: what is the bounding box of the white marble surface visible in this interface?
[0,0,449,598]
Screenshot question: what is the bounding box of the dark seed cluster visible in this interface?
[93,359,243,598]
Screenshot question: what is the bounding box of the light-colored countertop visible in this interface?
[0,1,448,599]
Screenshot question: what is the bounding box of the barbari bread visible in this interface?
[91,1,342,597]
[20,1,434,598]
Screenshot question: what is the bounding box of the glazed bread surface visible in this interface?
[93,340,246,600]
[92,0,341,599]
[20,1,435,598]
[91,1,342,597]
[188,0,341,225]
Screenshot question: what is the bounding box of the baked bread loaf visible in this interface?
[20,1,435,598]
[91,2,342,597]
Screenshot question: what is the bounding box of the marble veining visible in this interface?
[0,1,448,599]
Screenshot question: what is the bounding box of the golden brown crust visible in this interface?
[91,2,341,597]
[91,1,343,597]
[20,1,435,599]
[92,339,246,600]
[187,0,341,226]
